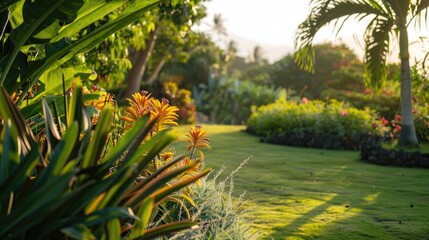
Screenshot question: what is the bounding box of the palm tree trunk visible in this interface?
[398,28,418,147]
[123,25,160,99]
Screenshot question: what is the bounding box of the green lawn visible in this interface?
[172,125,429,240]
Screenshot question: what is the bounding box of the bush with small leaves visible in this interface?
[247,99,382,149]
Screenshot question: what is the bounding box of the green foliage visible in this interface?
[411,62,429,111]
[270,43,364,99]
[71,0,208,89]
[409,62,429,143]
[162,32,224,89]
[0,85,209,239]
[321,89,400,120]
[194,77,286,124]
[1,0,163,105]
[160,81,196,124]
[247,99,380,146]
[240,63,272,86]
[414,114,429,143]
[294,0,429,146]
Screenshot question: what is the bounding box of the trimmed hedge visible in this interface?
[246,99,381,150]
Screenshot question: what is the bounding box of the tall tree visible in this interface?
[249,45,265,64]
[212,13,227,37]
[122,0,207,99]
[270,43,363,98]
[295,0,429,147]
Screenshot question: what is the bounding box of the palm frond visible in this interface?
[384,0,410,20]
[363,16,394,92]
[295,0,387,72]
[410,0,429,28]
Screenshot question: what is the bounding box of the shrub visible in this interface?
[161,82,196,124]
[415,114,429,143]
[247,99,381,149]
[321,89,400,120]
[193,77,286,124]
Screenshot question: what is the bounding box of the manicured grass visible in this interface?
[172,125,429,240]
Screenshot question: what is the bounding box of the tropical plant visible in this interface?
[0,0,166,106]
[0,85,210,239]
[295,0,429,147]
[184,125,211,160]
[193,77,286,124]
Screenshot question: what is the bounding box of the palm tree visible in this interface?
[212,13,227,37]
[250,45,265,65]
[295,0,429,147]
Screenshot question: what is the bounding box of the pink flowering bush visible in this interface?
[374,113,429,143]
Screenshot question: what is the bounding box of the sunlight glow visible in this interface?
[198,0,428,62]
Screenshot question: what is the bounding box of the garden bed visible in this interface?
[360,138,429,168]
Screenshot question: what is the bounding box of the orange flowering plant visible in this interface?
[122,91,179,134]
[120,91,212,220]
[185,125,211,160]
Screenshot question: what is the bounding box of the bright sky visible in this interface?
[197,0,429,62]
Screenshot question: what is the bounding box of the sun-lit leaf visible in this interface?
[140,221,197,240]
[61,224,96,240]
[129,197,154,239]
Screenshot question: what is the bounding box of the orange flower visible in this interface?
[121,91,152,128]
[185,125,210,160]
[160,151,175,162]
[149,98,179,132]
[85,93,114,110]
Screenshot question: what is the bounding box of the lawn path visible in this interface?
[172,125,429,240]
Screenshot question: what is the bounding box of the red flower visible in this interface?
[380,117,389,126]
[393,124,401,133]
[301,97,308,104]
[395,114,401,122]
[341,110,348,116]
[363,88,371,94]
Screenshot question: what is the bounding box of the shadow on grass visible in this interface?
[264,192,368,239]
[174,125,429,239]
[265,183,429,240]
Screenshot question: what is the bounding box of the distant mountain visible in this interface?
[221,34,293,63]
